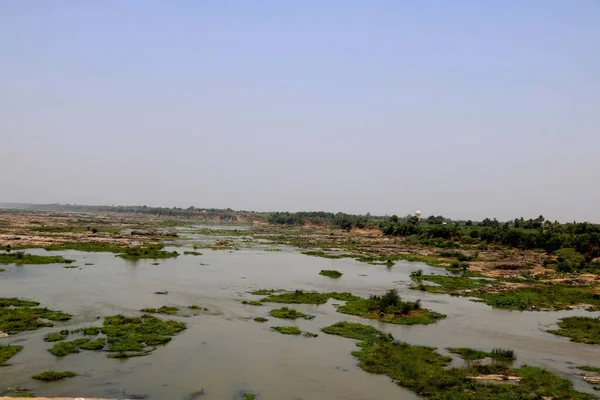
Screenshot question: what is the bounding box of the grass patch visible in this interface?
[269,307,314,320]
[322,322,593,399]
[154,291,168,295]
[118,245,179,260]
[101,314,186,357]
[254,317,268,322]
[0,252,74,265]
[140,306,179,315]
[548,316,600,344]
[272,326,302,335]
[337,289,446,325]
[579,365,600,374]
[183,251,203,256]
[0,344,23,365]
[0,298,72,334]
[412,275,488,294]
[48,340,84,356]
[242,300,263,306]
[249,289,282,295]
[79,337,106,350]
[32,370,76,381]
[44,242,126,253]
[260,290,330,305]
[320,269,343,278]
[244,394,256,400]
[448,347,490,360]
[44,330,69,342]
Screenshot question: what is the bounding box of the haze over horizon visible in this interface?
[1,1,599,222]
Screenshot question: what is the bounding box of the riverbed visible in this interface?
[1,232,599,399]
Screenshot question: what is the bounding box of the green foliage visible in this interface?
[319,269,343,278]
[32,370,76,381]
[244,393,256,400]
[271,326,302,335]
[337,291,445,325]
[43,242,127,253]
[447,347,488,360]
[78,337,106,350]
[269,307,314,320]
[188,305,202,310]
[242,300,263,306]
[0,298,72,334]
[548,316,600,344]
[48,340,83,356]
[556,248,586,268]
[578,365,600,374]
[0,344,23,365]
[118,244,179,260]
[0,252,74,265]
[412,275,488,294]
[140,306,179,315]
[491,348,516,360]
[322,322,593,399]
[183,251,203,256]
[44,330,69,342]
[261,290,330,304]
[254,317,268,322]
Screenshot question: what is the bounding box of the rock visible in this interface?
[0,331,8,338]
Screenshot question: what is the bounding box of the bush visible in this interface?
[556,261,573,273]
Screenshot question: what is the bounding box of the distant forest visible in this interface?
[2,203,599,266]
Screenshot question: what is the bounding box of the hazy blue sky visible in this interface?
[1,1,599,221]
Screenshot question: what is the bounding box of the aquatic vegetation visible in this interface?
[43,242,126,253]
[63,265,79,269]
[183,251,203,256]
[5,392,36,397]
[319,269,343,278]
[322,322,593,399]
[242,300,263,306]
[249,289,283,295]
[491,348,516,360]
[48,340,84,356]
[118,244,179,260]
[244,393,255,400]
[260,290,330,305]
[43,330,69,342]
[579,365,600,374]
[337,289,446,325]
[0,344,23,365]
[203,240,236,250]
[302,332,318,338]
[254,317,268,322]
[101,314,186,358]
[72,326,101,335]
[448,347,490,360]
[412,275,488,294]
[188,305,202,310]
[0,252,74,265]
[272,326,302,335]
[154,290,169,295]
[78,338,106,350]
[548,316,600,344]
[269,307,314,320]
[0,298,72,333]
[140,306,179,315]
[327,292,361,301]
[32,370,76,381]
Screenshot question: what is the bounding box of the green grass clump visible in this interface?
[0,298,72,334]
[254,317,268,323]
[412,275,488,294]
[328,292,361,301]
[244,393,256,400]
[48,340,84,356]
[242,300,263,306]
[154,290,168,295]
[6,392,36,397]
[183,251,203,256]
[272,326,302,335]
[0,252,74,265]
[78,338,106,350]
[491,348,516,360]
[269,307,314,320]
[100,314,186,358]
[337,289,446,325]
[140,306,179,315]
[81,326,101,335]
[188,305,202,310]
[261,290,330,304]
[448,347,490,360]
[0,344,23,365]
[319,269,343,278]
[44,330,69,342]
[32,370,76,381]
[118,244,179,260]
[548,316,600,344]
[579,365,600,374]
[44,242,127,253]
[322,322,593,399]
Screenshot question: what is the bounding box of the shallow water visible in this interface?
[1,239,599,399]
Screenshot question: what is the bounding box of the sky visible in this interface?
[1,1,599,222]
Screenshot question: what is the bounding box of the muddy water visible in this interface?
[1,239,600,399]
